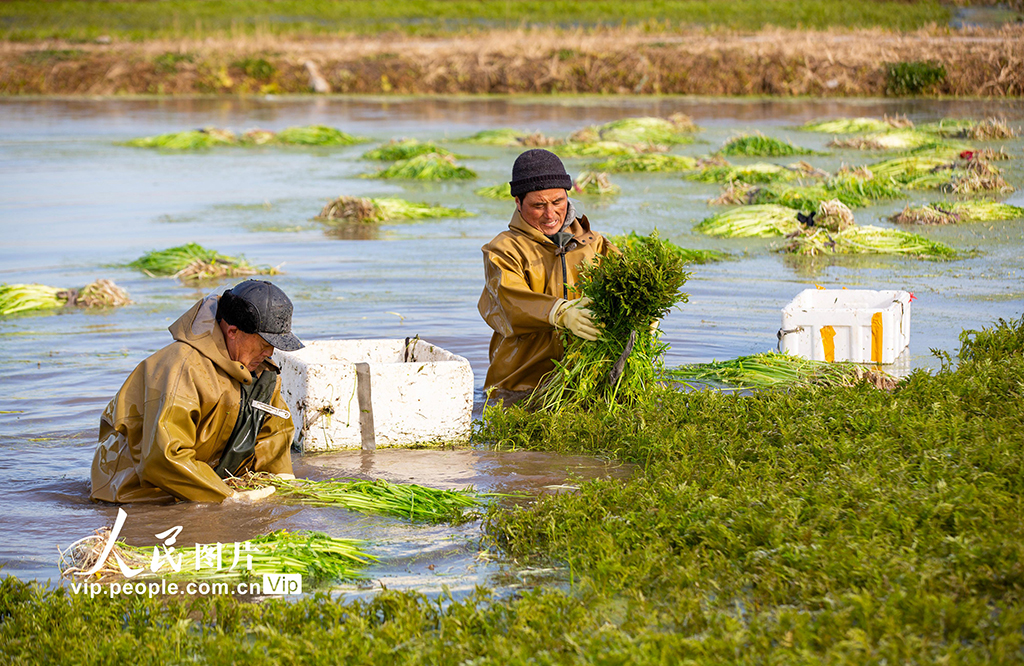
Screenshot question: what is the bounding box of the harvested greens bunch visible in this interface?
[317,196,470,223]
[130,243,277,282]
[529,232,690,412]
[1,280,131,316]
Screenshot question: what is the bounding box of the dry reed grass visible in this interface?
[2,25,1022,96]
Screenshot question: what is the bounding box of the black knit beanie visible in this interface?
[509,149,573,198]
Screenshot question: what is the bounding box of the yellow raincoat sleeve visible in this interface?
[253,377,295,476]
[138,360,235,503]
[480,247,561,338]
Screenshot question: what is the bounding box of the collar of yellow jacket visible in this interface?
[508,207,596,249]
[167,295,279,386]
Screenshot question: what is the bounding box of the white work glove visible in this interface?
[225,486,276,503]
[274,473,296,480]
[548,297,601,342]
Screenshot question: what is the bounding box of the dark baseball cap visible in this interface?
[218,280,304,351]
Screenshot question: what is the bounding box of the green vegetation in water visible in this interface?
[5,313,1024,663]
[889,200,1024,225]
[272,125,366,146]
[718,133,814,157]
[0,1,954,41]
[609,231,726,264]
[714,177,903,211]
[361,139,456,161]
[590,154,697,173]
[919,117,1018,140]
[570,115,697,146]
[234,475,484,524]
[60,529,374,586]
[122,128,237,150]
[780,223,960,260]
[528,231,690,412]
[553,141,639,158]
[663,351,897,390]
[129,243,276,281]
[0,280,130,316]
[571,171,620,196]
[864,154,955,189]
[798,117,901,134]
[828,130,955,151]
[885,60,947,95]
[123,125,365,149]
[317,196,471,223]
[475,182,511,200]
[689,161,817,185]
[694,204,801,237]
[456,128,560,148]
[0,284,64,315]
[365,153,477,180]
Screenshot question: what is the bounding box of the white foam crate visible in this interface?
[274,339,473,452]
[779,289,911,364]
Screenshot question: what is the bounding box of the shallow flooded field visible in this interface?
[0,96,1021,591]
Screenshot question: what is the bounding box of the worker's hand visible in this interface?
[226,486,276,503]
[650,318,661,333]
[549,297,601,342]
[273,473,296,481]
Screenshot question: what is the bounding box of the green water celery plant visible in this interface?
[232,474,484,524]
[317,196,471,223]
[609,231,726,264]
[361,139,457,161]
[129,243,277,281]
[0,280,131,316]
[890,200,1024,225]
[663,351,897,390]
[695,204,801,237]
[5,316,1024,662]
[60,529,374,585]
[528,232,690,412]
[365,153,476,180]
[570,115,698,146]
[718,132,814,157]
[123,125,365,149]
[590,154,697,173]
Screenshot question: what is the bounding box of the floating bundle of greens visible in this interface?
[711,174,904,210]
[0,280,130,316]
[864,154,957,189]
[229,474,482,524]
[919,117,1018,140]
[475,182,511,200]
[366,153,476,180]
[123,125,364,149]
[781,223,958,260]
[610,231,725,264]
[267,125,365,146]
[695,204,801,237]
[689,160,821,185]
[572,171,620,196]
[554,141,641,158]
[828,130,955,151]
[123,127,237,150]
[662,352,897,390]
[529,232,691,412]
[799,116,911,134]
[317,196,471,223]
[362,139,456,161]
[130,243,275,281]
[59,529,374,586]
[889,200,1024,225]
[457,129,561,147]
[591,154,697,173]
[718,132,814,157]
[569,114,697,146]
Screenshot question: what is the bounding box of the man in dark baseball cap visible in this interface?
[91,279,302,505]
[217,280,304,352]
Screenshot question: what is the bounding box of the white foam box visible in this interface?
[779,289,911,364]
[274,339,473,452]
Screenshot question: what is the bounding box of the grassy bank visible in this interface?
[0,0,956,41]
[3,25,1023,96]
[3,315,1023,662]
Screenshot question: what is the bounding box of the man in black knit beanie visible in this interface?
[477,148,618,404]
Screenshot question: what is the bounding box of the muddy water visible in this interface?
[1,97,1022,592]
